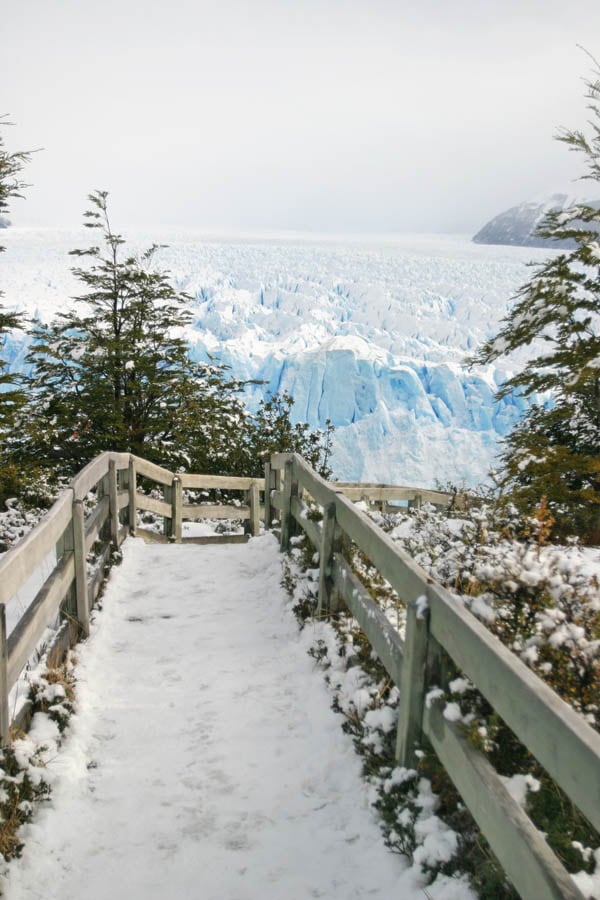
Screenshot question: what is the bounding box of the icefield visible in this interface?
[0,228,555,486]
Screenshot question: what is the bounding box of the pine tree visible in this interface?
[19,191,331,483]
[21,191,249,476]
[473,63,600,541]
[244,391,334,478]
[0,120,30,503]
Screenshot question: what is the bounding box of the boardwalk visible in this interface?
[4,535,434,900]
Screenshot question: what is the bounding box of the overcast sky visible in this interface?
[3,0,600,234]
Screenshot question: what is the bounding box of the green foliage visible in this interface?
[18,192,247,478]
[0,116,30,236]
[381,500,600,883]
[244,391,334,478]
[500,400,600,542]
[472,64,600,542]
[14,191,333,489]
[0,119,30,505]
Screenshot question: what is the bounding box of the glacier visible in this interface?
[0,227,554,487]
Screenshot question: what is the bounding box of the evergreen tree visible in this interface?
[473,64,600,541]
[0,120,30,503]
[244,391,334,478]
[20,191,333,483]
[21,191,249,476]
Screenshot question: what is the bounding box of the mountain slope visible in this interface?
[473,193,600,248]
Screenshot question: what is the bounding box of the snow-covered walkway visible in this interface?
[4,533,434,900]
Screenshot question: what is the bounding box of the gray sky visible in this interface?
[4,0,600,233]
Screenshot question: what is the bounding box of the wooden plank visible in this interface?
[163,481,173,538]
[181,534,250,545]
[0,491,73,604]
[180,473,265,491]
[269,452,292,471]
[290,496,322,550]
[428,582,600,834]
[131,455,174,486]
[46,619,78,668]
[395,596,430,766]
[11,617,74,733]
[84,495,110,554]
[181,504,250,520]
[332,555,405,687]
[333,493,432,606]
[135,528,167,544]
[70,452,110,501]
[249,481,261,536]
[172,477,183,543]
[317,503,337,616]
[70,452,130,500]
[335,483,453,506]
[280,460,296,551]
[264,463,272,527]
[128,457,137,536]
[117,490,130,511]
[108,460,119,548]
[135,494,172,518]
[73,500,90,637]
[6,553,75,690]
[117,523,128,547]
[12,699,33,734]
[290,454,334,508]
[423,701,586,900]
[0,606,8,746]
[271,490,284,512]
[88,542,112,607]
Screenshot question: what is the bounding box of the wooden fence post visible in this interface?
[128,457,137,536]
[72,499,90,637]
[249,480,260,537]
[317,502,338,616]
[280,460,298,552]
[396,592,430,767]
[273,464,282,526]
[172,476,182,543]
[108,459,119,548]
[0,606,9,746]
[163,482,173,539]
[264,462,272,528]
[408,493,422,511]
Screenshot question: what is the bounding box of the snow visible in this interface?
[442,702,463,723]
[2,534,475,900]
[0,227,552,488]
[499,773,541,808]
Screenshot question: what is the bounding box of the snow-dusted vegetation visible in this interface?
[284,498,600,899]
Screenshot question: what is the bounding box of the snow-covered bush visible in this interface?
[378,500,600,889]
[387,501,600,729]
[281,497,600,896]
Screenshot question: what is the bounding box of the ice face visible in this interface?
[0,228,552,487]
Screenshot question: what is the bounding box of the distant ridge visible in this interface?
[473,193,600,249]
[0,216,10,229]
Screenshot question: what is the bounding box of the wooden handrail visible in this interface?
[0,452,268,744]
[2,448,590,898]
[272,452,596,900]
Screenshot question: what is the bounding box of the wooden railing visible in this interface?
[2,449,596,899]
[0,452,265,743]
[128,456,264,543]
[267,452,599,900]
